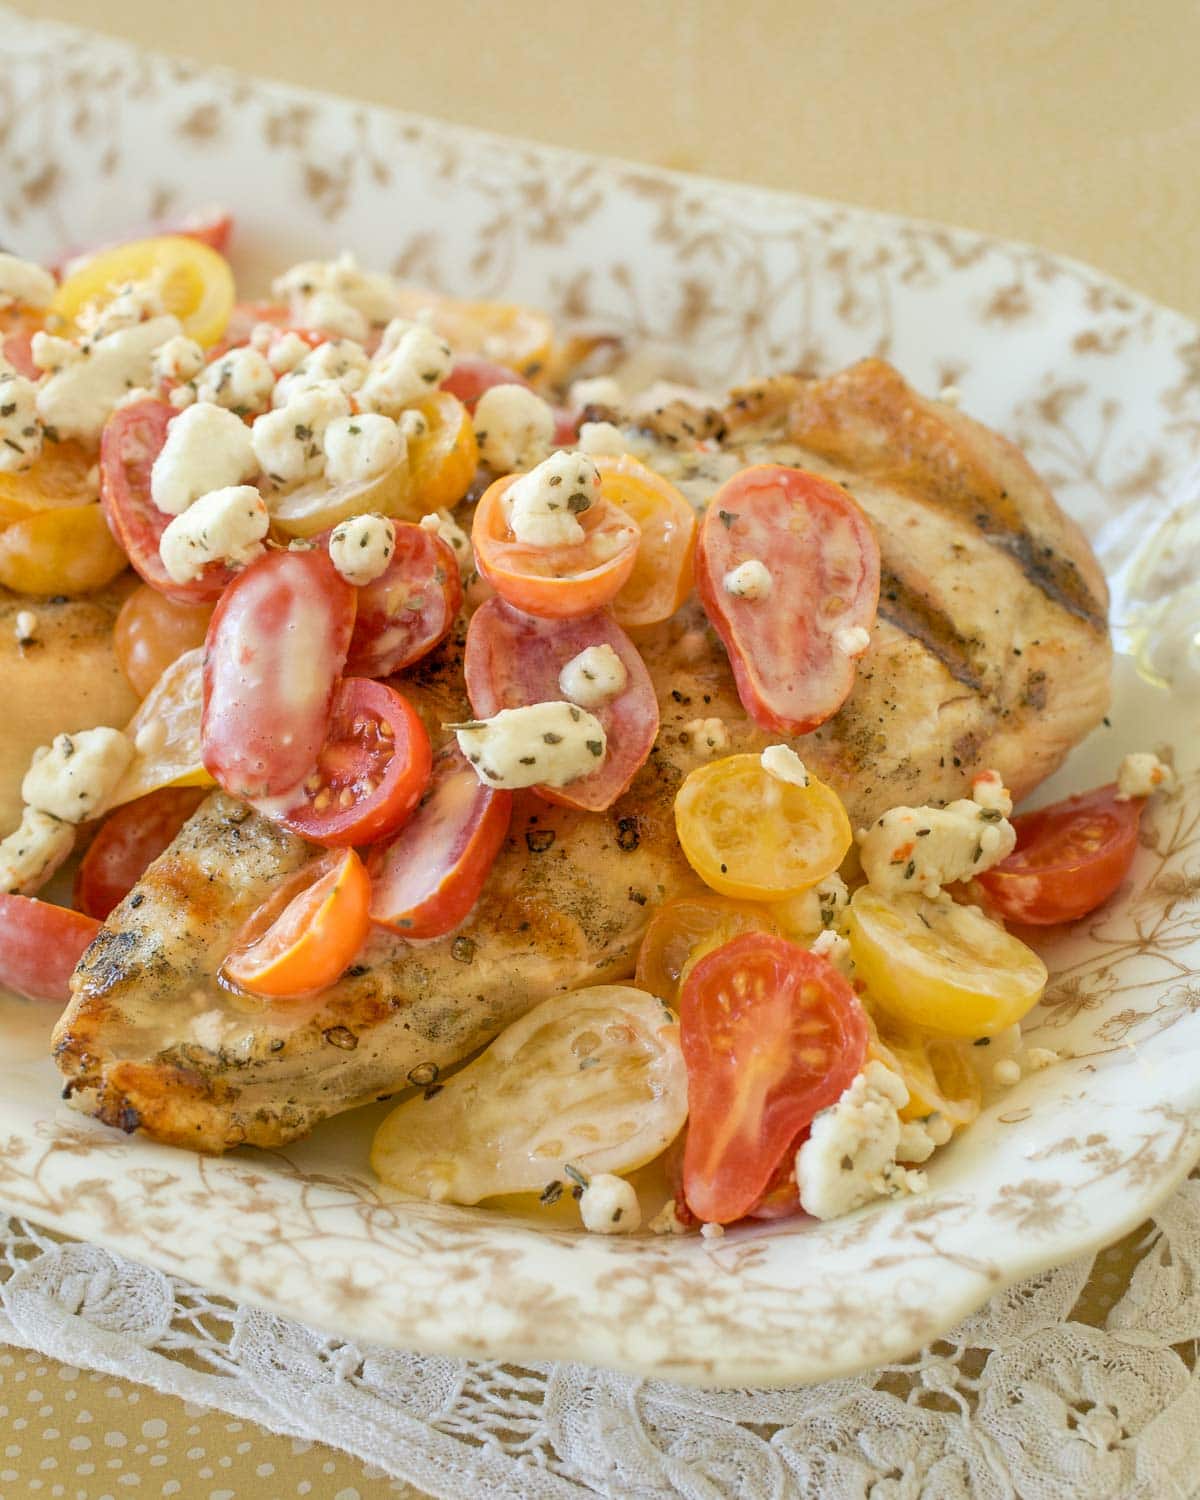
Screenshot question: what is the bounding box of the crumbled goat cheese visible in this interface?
[266,331,314,376]
[273,339,370,404]
[558,644,628,708]
[700,1221,725,1240]
[723,558,772,599]
[273,252,407,330]
[29,332,80,374]
[0,371,43,473]
[14,609,38,644]
[158,485,269,584]
[252,383,351,487]
[896,1118,938,1164]
[454,702,606,790]
[474,384,557,473]
[0,253,56,311]
[196,346,276,416]
[168,384,197,410]
[578,1173,641,1234]
[649,1200,690,1235]
[322,413,404,486]
[504,450,600,548]
[683,717,729,755]
[835,624,871,656]
[329,513,395,586]
[419,509,473,575]
[358,323,453,415]
[569,375,624,410]
[22,728,133,824]
[809,928,853,977]
[75,276,166,340]
[857,771,1016,898]
[149,401,259,516]
[992,1058,1022,1088]
[761,744,809,787]
[36,315,182,444]
[0,807,75,896]
[399,408,430,442]
[795,1061,928,1220]
[152,335,205,387]
[292,291,368,342]
[576,420,628,457]
[776,873,851,937]
[115,385,157,410]
[1116,751,1175,801]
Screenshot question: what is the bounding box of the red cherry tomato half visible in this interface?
[100,398,237,604]
[202,548,357,798]
[52,211,234,278]
[74,787,207,920]
[369,744,512,940]
[464,597,659,812]
[2,329,38,379]
[0,895,100,1003]
[440,356,532,410]
[344,521,463,679]
[271,678,433,847]
[976,783,1144,926]
[695,464,880,735]
[680,932,869,1224]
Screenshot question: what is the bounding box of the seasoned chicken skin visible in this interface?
[52,360,1111,1152]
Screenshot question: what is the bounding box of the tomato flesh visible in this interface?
[0,896,100,1003]
[695,464,880,734]
[369,745,512,939]
[75,787,207,920]
[202,548,357,798]
[345,521,462,678]
[441,356,532,409]
[114,585,214,698]
[274,679,432,847]
[680,932,869,1224]
[976,783,1143,925]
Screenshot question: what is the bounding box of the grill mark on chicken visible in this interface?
[875,565,984,693]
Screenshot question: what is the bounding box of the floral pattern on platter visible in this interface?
[0,7,1198,1389]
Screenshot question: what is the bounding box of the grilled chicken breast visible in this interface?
[52,360,1111,1152]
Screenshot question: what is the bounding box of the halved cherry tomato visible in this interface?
[2,328,38,380]
[394,290,553,379]
[74,787,206,919]
[0,895,100,1003]
[680,933,869,1224]
[111,647,215,806]
[51,235,235,347]
[202,549,356,799]
[868,1015,981,1132]
[0,440,101,524]
[100,399,237,604]
[464,597,659,812]
[345,521,462,678]
[593,454,697,627]
[472,473,640,619]
[211,301,290,354]
[674,753,852,900]
[273,678,432,847]
[401,392,480,517]
[269,453,411,540]
[53,210,234,277]
[976,783,1144,925]
[847,887,1047,1038]
[440,356,533,409]
[695,465,880,734]
[635,892,778,1006]
[114,585,213,697]
[0,502,128,595]
[223,848,371,1000]
[369,744,512,939]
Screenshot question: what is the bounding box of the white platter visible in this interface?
[0,7,1198,1387]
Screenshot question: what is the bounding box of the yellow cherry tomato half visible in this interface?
[109,646,215,807]
[674,753,853,901]
[0,502,127,595]
[114,584,213,698]
[400,391,480,518]
[51,235,235,347]
[268,452,410,540]
[635,891,779,1006]
[0,441,99,526]
[846,887,1047,1039]
[595,454,697,627]
[392,287,554,379]
[868,1015,982,1131]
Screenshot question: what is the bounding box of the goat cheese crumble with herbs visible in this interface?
[328,513,395,586]
[578,1173,641,1234]
[0,253,56,311]
[419,509,473,575]
[558,644,628,708]
[454,702,606,790]
[22,728,133,824]
[195,345,276,416]
[358,321,453,415]
[158,484,270,584]
[683,718,729,755]
[761,744,810,787]
[474,384,557,473]
[857,769,1016,898]
[322,412,404,487]
[0,807,75,896]
[723,558,772,599]
[150,401,258,516]
[503,450,599,547]
[1115,751,1174,801]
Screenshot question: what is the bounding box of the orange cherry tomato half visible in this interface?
[0,439,98,523]
[595,454,697,627]
[0,895,100,1003]
[402,392,480,517]
[0,501,128,596]
[100,398,238,604]
[471,473,640,619]
[369,744,512,940]
[271,679,433,848]
[634,892,778,1006]
[202,548,356,799]
[74,787,207,920]
[222,848,371,1000]
[344,521,462,678]
[976,783,1144,926]
[680,932,869,1224]
[695,464,880,734]
[114,585,214,698]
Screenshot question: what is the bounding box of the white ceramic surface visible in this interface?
[0,8,1198,1388]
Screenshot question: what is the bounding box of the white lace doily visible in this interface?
[2,1181,1199,1500]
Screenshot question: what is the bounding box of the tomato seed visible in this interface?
[313,790,332,811]
[379,720,394,738]
[339,787,355,809]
